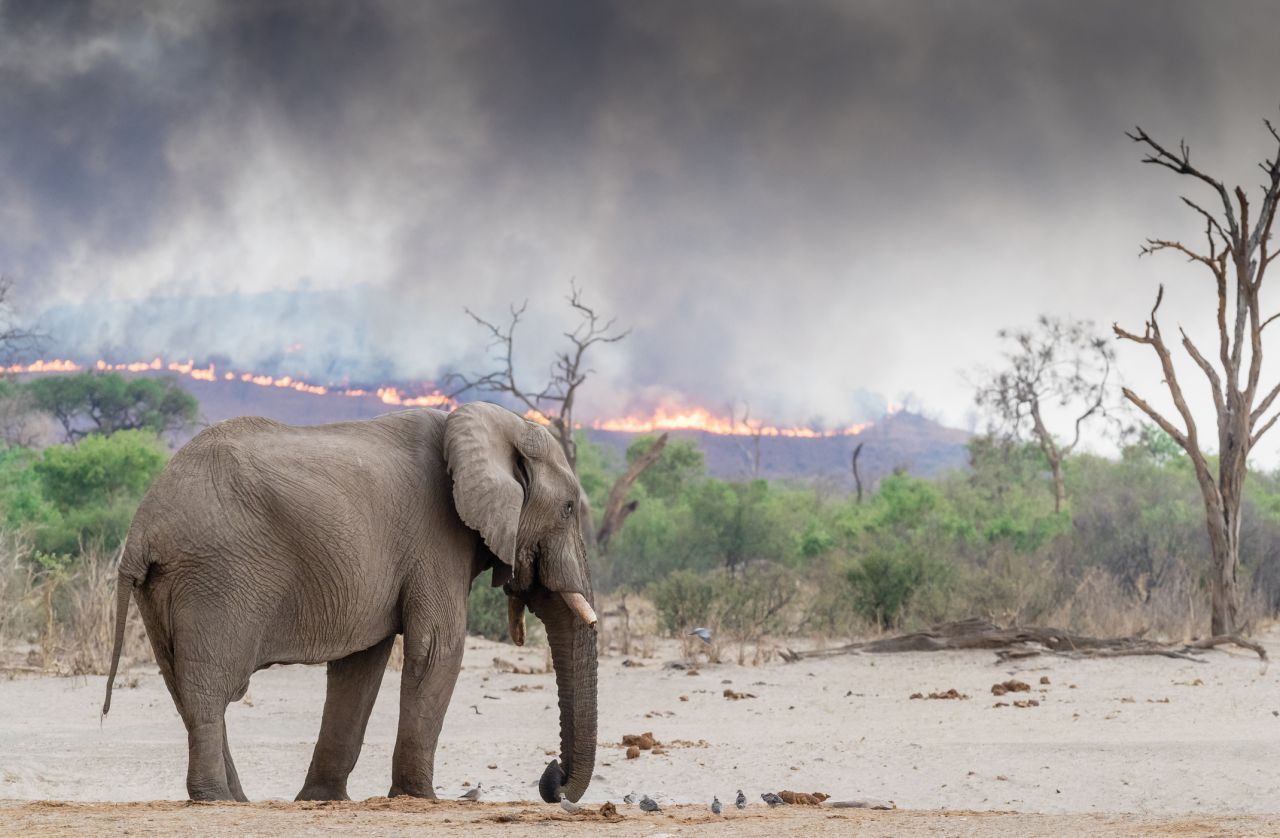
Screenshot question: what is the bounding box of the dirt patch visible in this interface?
[910,688,969,700]
[779,790,830,805]
[991,680,1031,696]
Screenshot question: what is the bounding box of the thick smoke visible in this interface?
[2,1,1279,428]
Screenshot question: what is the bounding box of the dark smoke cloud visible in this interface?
[2,0,1279,429]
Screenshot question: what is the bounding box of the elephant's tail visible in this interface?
[102,538,148,718]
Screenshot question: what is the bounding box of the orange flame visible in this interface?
[4,358,453,407]
[591,405,869,438]
[3,359,872,438]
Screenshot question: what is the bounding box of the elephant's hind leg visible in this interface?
[183,712,232,801]
[223,720,248,802]
[296,635,396,801]
[174,657,252,801]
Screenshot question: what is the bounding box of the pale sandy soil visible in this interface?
[3,800,1279,837]
[2,628,1279,835]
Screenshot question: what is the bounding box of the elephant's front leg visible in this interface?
[388,624,466,798]
[297,635,397,801]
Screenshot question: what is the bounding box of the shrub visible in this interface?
[648,569,718,635]
[467,579,513,642]
[32,431,167,554]
[846,548,941,629]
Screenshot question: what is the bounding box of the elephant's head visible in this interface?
[444,401,597,803]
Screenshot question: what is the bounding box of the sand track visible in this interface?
[3,630,1279,835]
[3,800,1278,837]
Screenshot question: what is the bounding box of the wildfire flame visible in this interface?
[591,405,869,438]
[2,358,871,438]
[2,358,453,408]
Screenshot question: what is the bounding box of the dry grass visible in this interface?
[0,536,150,676]
[2,529,1269,679]
[1042,565,1271,642]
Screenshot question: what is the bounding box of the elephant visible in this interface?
[101,401,598,803]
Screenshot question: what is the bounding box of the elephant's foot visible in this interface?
[187,782,237,802]
[295,781,350,802]
[388,783,437,799]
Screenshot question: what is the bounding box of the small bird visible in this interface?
[560,799,583,814]
[687,627,713,644]
[735,789,747,809]
[761,792,785,808]
[711,796,722,815]
[640,795,661,812]
[623,792,637,805]
[459,782,482,801]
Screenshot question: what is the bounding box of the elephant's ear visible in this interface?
[444,402,535,580]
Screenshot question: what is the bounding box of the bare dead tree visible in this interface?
[851,441,865,503]
[0,276,41,364]
[974,316,1116,513]
[1113,117,1280,636]
[449,283,667,548]
[730,400,764,479]
[449,283,629,472]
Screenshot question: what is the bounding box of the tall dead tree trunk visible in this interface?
[851,442,865,503]
[1029,402,1067,514]
[596,432,668,550]
[1114,118,1280,636]
[974,317,1114,515]
[731,401,763,479]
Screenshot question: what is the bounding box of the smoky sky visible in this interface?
[3,1,1280,433]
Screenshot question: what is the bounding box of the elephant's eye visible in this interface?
[562,500,575,519]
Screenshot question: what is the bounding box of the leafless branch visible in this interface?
[1118,112,1280,634]
[0,277,43,364]
[974,315,1116,511]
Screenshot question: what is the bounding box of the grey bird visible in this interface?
[640,795,662,812]
[560,799,583,814]
[687,627,713,644]
[761,792,785,808]
[458,782,482,801]
[711,796,722,815]
[623,792,637,805]
[735,789,747,809]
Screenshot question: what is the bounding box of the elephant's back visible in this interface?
[127,409,457,663]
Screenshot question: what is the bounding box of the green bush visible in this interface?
[467,580,512,642]
[5,436,164,557]
[846,548,939,629]
[35,430,167,511]
[649,569,718,635]
[25,373,198,442]
[714,564,796,641]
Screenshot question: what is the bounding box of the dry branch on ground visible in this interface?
[778,617,1268,664]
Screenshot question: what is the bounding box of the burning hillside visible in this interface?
[3,357,873,440]
[3,357,969,487]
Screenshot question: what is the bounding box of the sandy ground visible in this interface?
[2,628,1279,835]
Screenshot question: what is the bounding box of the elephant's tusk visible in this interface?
[508,597,526,646]
[560,592,597,627]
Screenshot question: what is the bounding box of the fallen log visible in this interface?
[779,618,1268,664]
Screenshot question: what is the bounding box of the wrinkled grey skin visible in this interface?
[102,402,597,803]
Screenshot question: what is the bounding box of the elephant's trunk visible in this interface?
[531,594,597,803]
